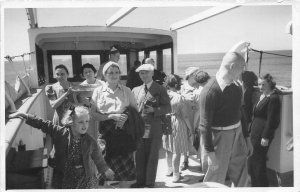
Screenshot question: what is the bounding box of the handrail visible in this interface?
[5,89,43,156]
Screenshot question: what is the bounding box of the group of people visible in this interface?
[8,42,281,188]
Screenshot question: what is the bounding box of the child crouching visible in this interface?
[8,105,114,189]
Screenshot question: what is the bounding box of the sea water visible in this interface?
[5,50,292,88]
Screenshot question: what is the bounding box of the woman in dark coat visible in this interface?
[248,73,281,187]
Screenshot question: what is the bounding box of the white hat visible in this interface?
[145,58,155,65]
[102,61,120,76]
[136,64,154,72]
[185,67,199,79]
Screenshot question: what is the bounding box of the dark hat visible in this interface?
[110,46,120,54]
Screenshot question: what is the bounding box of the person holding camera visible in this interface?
[131,64,171,188]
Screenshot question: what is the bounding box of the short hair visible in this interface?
[221,52,245,68]
[55,64,69,75]
[241,71,258,88]
[262,73,276,90]
[194,71,210,84]
[134,60,141,67]
[81,63,97,76]
[164,74,182,91]
[142,58,146,64]
[61,105,89,126]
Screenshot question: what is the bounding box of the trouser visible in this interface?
[248,142,270,187]
[200,134,208,173]
[135,138,161,186]
[203,125,249,187]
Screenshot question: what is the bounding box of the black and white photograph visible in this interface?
[2,0,299,190]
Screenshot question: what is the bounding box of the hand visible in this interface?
[8,111,27,119]
[245,137,253,157]
[286,137,293,151]
[66,87,73,96]
[207,152,219,171]
[261,138,269,147]
[104,168,115,180]
[143,105,154,113]
[116,114,128,129]
[229,41,251,53]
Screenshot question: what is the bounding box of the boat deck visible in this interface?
[97,148,214,188]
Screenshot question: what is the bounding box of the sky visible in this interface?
[3,5,292,59]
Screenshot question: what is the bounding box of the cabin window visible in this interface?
[138,51,144,62]
[81,55,101,73]
[51,55,74,78]
[149,51,157,68]
[119,54,128,76]
[163,48,172,74]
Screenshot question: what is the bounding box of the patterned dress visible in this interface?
[163,91,192,154]
[62,137,98,189]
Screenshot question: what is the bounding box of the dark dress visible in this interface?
[248,90,281,187]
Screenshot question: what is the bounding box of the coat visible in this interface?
[132,81,171,139]
[249,90,281,146]
[25,115,109,177]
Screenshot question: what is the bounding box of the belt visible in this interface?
[211,121,241,131]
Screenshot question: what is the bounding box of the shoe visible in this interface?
[172,173,189,183]
[198,176,205,182]
[145,184,155,188]
[180,161,189,171]
[130,182,145,188]
[166,171,173,177]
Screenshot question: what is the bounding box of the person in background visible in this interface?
[46,64,75,125]
[45,64,76,187]
[131,63,171,188]
[241,71,258,126]
[199,41,253,187]
[79,63,105,140]
[248,74,281,187]
[163,74,191,183]
[145,58,166,85]
[126,60,143,89]
[91,61,139,184]
[8,106,114,189]
[81,63,105,86]
[193,70,211,176]
[179,67,199,171]
[97,46,120,81]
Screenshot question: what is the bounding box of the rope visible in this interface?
[259,51,263,78]
[250,48,292,58]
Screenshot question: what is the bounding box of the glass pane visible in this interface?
[163,48,172,75]
[149,51,157,68]
[138,51,144,63]
[52,55,73,78]
[119,54,127,75]
[81,55,101,73]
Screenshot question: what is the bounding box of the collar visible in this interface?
[216,72,238,92]
[144,80,153,89]
[262,90,275,98]
[103,82,123,93]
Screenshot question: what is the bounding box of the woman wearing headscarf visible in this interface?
[90,61,142,184]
